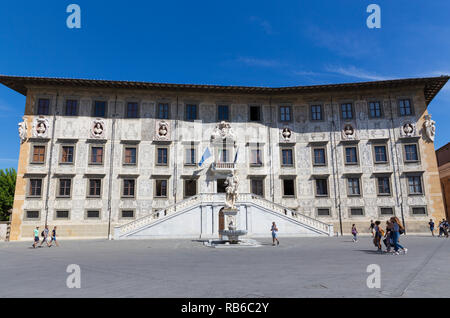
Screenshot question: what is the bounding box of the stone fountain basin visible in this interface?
[220,230,248,236]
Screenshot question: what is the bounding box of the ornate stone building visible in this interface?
[0,75,448,240]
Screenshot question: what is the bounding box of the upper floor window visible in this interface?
[313,148,326,166]
[93,101,106,117]
[347,177,361,196]
[155,179,168,198]
[37,99,50,115]
[61,146,74,164]
[377,176,391,195]
[90,146,104,164]
[341,103,353,120]
[250,148,263,166]
[250,178,264,196]
[124,147,137,165]
[157,103,169,119]
[282,178,295,197]
[126,102,139,118]
[65,100,78,116]
[88,179,102,197]
[186,104,197,120]
[122,179,136,198]
[408,176,423,195]
[373,145,388,163]
[185,145,196,165]
[369,101,382,118]
[315,178,328,197]
[58,179,72,197]
[217,105,229,121]
[28,179,42,197]
[184,179,197,198]
[157,148,168,165]
[249,106,261,121]
[311,105,323,121]
[31,145,46,164]
[344,146,358,165]
[399,99,413,116]
[280,106,292,122]
[281,148,294,166]
[404,144,419,162]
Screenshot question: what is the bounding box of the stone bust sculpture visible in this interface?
[18,117,27,143]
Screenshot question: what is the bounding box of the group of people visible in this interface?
[351,217,407,255]
[430,219,449,237]
[32,225,59,248]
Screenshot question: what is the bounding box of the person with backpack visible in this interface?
[40,225,50,247]
[390,217,407,255]
[271,222,279,246]
[443,220,449,238]
[351,224,358,242]
[439,219,445,237]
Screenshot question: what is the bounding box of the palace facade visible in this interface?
[1,75,448,240]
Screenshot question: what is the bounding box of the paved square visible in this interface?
[1,236,449,297]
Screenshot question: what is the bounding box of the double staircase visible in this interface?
[114,193,334,239]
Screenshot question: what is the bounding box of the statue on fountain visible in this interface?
[224,172,239,209]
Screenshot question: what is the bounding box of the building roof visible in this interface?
[0,74,448,105]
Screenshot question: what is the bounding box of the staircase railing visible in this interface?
[115,193,333,237]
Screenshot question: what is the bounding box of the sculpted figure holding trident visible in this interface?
[224,171,239,209]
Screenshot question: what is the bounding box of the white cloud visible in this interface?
[237,57,285,68]
[324,65,391,81]
[250,16,276,35]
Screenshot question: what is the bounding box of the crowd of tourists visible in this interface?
[432,219,449,238]
[32,225,59,248]
[351,217,407,255]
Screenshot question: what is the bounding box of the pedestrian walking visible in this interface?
[383,220,393,253]
[32,226,39,248]
[271,222,279,246]
[373,221,384,253]
[443,220,449,238]
[351,224,358,242]
[40,225,50,247]
[369,220,375,237]
[429,219,435,237]
[439,219,445,237]
[49,226,59,247]
[390,217,407,255]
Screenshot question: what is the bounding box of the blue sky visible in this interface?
[0,0,449,170]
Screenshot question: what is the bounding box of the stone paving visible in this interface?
[0,235,449,297]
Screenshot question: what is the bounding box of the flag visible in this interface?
[234,146,239,163]
[199,147,212,167]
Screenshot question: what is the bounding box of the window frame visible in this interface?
[157,102,170,119]
[407,174,424,195]
[403,143,420,163]
[30,144,47,164]
[316,208,331,217]
[59,144,75,165]
[85,209,101,220]
[310,104,324,121]
[249,145,264,167]
[126,101,139,118]
[410,206,427,216]
[123,145,138,166]
[372,143,389,164]
[54,210,70,220]
[36,98,51,115]
[154,179,169,198]
[122,178,136,198]
[280,147,295,167]
[314,177,329,197]
[379,207,394,217]
[92,100,107,118]
[312,147,327,166]
[398,98,414,117]
[23,210,41,221]
[250,178,265,197]
[89,145,105,165]
[376,175,392,196]
[184,143,197,166]
[57,178,73,198]
[279,105,292,122]
[27,178,43,198]
[87,178,102,198]
[64,99,79,116]
[183,178,197,198]
[185,103,198,121]
[368,101,383,118]
[340,102,354,120]
[349,207,365,217]
[281,178,296,198]
[120,209,136,220]
[248,105,262,122]
[217,105,230,121]
[156,147,169,166]
[343,145,359,165]
[346,176,362,197]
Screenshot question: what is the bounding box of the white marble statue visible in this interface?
[212,121,236,141]
[423,114,436,142]
[18,117,27,143]
[224,172,239,209]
